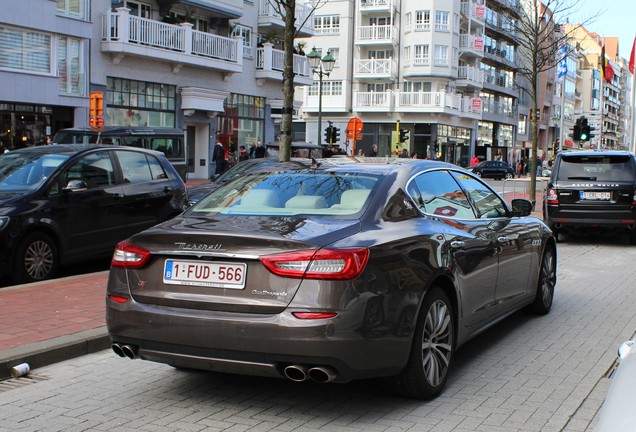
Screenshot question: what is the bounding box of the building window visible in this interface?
[107,77,176,127]
[232,25,253,58]
[518,114,527,135]
[435,11,449,32]
[126,1,152,18]
[308,80,343,96]
[434,45,448,66]
[218,94,265,152]
[0,26,52,74]
[414,45,430,65]
[57,36,85,96]
[57,0,89,20]
[415,10,431,31]
[314,15,340,34]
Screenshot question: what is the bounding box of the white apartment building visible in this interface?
[297,0,521,166]
[1,0,315,179]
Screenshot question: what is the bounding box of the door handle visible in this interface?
[450,240,465,249]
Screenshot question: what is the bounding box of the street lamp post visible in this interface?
[306,47,335,147]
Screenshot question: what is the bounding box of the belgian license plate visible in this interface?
[580,191,611,200]
[163,259,246,289]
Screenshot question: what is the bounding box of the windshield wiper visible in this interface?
[567,176,597,180]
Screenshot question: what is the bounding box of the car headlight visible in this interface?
[0,216,9,231]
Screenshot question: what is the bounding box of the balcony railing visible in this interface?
[255,44,312,84]
[351,90,482,116]
[353,58,397,78]
[102,8,242,72]
[459,34,485,56]
[360,0,393,9]
[353,91,393,111]
[355,25,398,44]
[457,66,485,86]
[461,1,486,23]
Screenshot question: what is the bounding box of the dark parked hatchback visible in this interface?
[543,150,636,243]
[469,160,515,179]
[0,144,187,283]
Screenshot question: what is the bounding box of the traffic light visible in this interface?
[570,118,581,142]
[579,117,589,141]
[579,117,595,142]
[324,125,334,144]
[332,127,340,143]
[89,91,104,129]
[399,128,409,143]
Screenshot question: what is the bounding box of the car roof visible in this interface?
[559,150,634,158]
[5,144,163,157]
[56,126,184,135]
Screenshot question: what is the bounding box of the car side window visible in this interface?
[116,151,156,183]
[64,151,115,189]
[408,170,477,219]
[451,171,508,219]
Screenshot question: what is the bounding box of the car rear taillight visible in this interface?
[259,248,369,280]
[546,188,559,205]
[108,294,129,304]
[111,241,151,268]
[292,312,338,319]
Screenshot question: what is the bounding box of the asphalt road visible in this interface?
[1,234,635,432]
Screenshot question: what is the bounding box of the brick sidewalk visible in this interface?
[0,272,108,351]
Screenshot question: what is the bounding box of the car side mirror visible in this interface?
[63,179,88,191]
[511,199,533,217]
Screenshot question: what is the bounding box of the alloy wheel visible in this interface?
[24,239,54,280]
[421,300,453,387]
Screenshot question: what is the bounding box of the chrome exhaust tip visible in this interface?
[111,343,125,358]
[308,366,337,383]
[283,365,309,382]
[121,344,139,359]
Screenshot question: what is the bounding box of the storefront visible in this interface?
[0,103,73,151]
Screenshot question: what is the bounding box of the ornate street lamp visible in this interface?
[307,47,335,147]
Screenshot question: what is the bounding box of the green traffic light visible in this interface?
[580,132,588,141]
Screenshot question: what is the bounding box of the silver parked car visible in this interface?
[106,158,557,399]
[595,336,636,431]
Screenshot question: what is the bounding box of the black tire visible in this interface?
[629,230,636,245]
[529,247,556,315]
[391,287,455,399]
[13,232,59,284]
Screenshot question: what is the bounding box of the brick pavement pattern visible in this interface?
[0,239,635,432]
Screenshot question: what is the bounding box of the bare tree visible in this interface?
[514,0,599,204]
[266,0,327,162]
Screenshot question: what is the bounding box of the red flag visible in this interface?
[601,45,615,82]
[629,36,635,75]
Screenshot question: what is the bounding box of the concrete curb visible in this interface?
[0,327,110,379]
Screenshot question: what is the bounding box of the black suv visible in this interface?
[543,150,636,243]
[0,145,187,283]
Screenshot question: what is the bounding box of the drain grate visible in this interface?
[0,374,51,393]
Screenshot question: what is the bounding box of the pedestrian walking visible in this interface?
[213,140,226,176]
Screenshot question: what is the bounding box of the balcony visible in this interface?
[101,8,242,73]
[456,66,485,89]
[482,72,517,96]
[459,34,485,58]
[258,0,314,37]
[483,46,515,68]
[396,91,483,118]
[355,25,399,46]
[255,44,313,86]
[353,91,393,112]
[353,58,397,80]
[359,0,396,13]
[302,82,349,113]
[461,1,486,26]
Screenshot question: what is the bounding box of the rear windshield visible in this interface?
[188,171,380,217]
[557,155,635,182]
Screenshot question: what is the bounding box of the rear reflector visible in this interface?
[292,312,338,319]
[111,241,151,268]
[260,248,369,280]
[108,294,128,304]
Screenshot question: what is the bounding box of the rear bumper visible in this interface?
[545,206,636,230]
[106,297,410,382]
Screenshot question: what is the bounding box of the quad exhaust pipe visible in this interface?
[283,364,337,383]
[111,343,139,359]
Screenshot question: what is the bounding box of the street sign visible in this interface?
[346,117,363,140]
